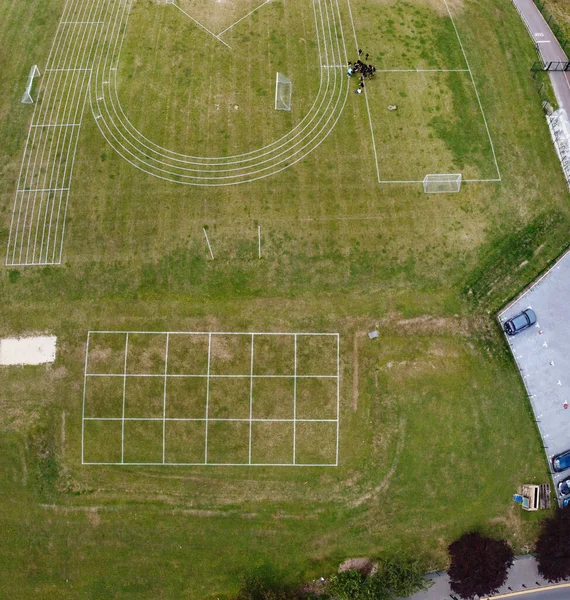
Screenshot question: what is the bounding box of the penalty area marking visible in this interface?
[345,0,501,185]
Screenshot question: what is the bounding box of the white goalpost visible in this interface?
[275,72,292,111]
[423,173,462,194]
[21,65,40,104]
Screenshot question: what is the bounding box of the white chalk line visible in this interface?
[82,331,340,466]
[170,1,232,49]
[6,0,108,265]
[91,0,349,185]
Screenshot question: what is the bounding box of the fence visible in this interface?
[533,0,570,54]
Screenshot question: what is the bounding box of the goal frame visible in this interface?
[21,65,40,104]
[275,72,292,111]
[423,173,462,194]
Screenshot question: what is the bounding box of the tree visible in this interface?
[447,532,514,599]
[535,505,570,582]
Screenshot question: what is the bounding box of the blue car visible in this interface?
[552,449,570,473]
[504,309,537,336]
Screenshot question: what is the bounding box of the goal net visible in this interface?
[275,72,292,111]
[21,65,40,104]
[423,173,462,194]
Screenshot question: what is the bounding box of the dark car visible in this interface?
[559,477,570,496]
[503,308,536,336]
[553,449,570,473]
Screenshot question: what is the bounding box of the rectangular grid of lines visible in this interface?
[82,331,340,466]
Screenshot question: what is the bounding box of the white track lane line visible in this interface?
[94,0,348,183]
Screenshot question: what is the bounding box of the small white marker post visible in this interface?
[257,225,261,259]
[203,227,214,260]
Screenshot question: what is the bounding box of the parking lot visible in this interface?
[499,250,570,504]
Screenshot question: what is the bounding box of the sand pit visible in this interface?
[0,336,57,365]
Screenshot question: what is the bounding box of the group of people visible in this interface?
[347,49,376,94]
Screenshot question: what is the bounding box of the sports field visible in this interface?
[1,0,570,597]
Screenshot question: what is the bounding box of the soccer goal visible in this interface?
[423,173,462,194]
[21,65,40,104]
[275,72,292,111]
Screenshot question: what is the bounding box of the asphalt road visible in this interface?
[512,0,570,109]
[499,250,570,504]
[488,585,570,599]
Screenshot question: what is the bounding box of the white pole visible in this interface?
[203,228,214,260]
[258,225,261,259]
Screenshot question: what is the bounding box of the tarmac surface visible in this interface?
[499,250,570,504]
[406,555,566,600]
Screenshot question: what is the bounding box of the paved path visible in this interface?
[512,0,570,109]
[406,555,568,600]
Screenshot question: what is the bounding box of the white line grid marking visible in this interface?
[82,331,340,466]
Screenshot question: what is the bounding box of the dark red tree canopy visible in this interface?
[447,532,514,599]
[536,506,570,582]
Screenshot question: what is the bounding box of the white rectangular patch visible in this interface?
[0,336,57,365]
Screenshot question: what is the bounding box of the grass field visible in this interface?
[1,0,570,597]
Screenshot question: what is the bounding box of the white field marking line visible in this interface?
[249,334,254,465]
[121,333,129,463]
[204,333,211,464]
[90,9,340,185]
[345,0,380,183]
[162,333,170,464]
[203,228,214,259]
[81,331,91,464]
[16,187,70,193]
[96,0,342,175]
[30,123,81,128]
[19,0,101,264]
[35,0,107,269]
[443,0,501,181]
[375,68,469,72]
[85,462,337,466]
[47,0,108,264]
[60,21,105,24]
[218,0,271,36]
[377,178,501,184]
[5,0,81,265]
[88,330,339,336]
[258,225,261,259]
[335,333,340,466]
[86,373,338,378]
[84,332,340,466]
[54,0,112,264]
[293,334,297,465]
[45,67,93,72]
[97,0,326,165]
[33,77,84,263]
[363,87,380,183]
[55,75,94,263]
[92,0,349,185]
[44,2,105,262]
[86,417,338,422]
[16,0,91,265]
[321,64,345,68]
[110,0,330,166]
[170,2,232,49]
